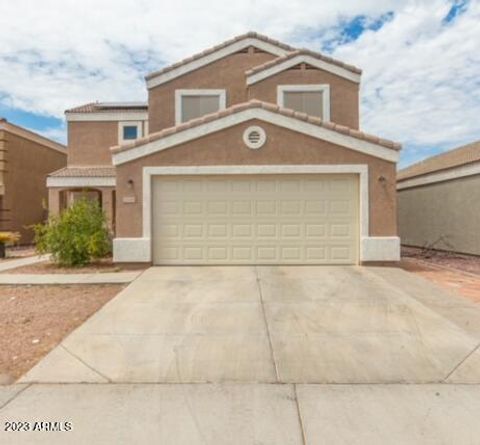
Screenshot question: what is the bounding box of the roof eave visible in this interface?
[111,101,400,166]
[145,35,294,89]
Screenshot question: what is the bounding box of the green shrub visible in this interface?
[34,198,111,267]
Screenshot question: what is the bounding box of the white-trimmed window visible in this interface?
[175,89,226,125]
[118,121,143,144]
[277,85,330,121]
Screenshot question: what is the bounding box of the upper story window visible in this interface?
[277,85,331,121]
[175,89,227,125]
[123,125,138,140]
[118,121,147,144]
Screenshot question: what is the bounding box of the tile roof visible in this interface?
[398,140,480,181]
[111,100,400,154]
[49,166,116,177]
[145,32,296,80]
[66,102,148,113]
[246,49,362,76]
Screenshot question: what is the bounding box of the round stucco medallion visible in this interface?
[243,126,266,150]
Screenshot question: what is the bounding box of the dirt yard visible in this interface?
[0,284,124,383]
[1,258,148,274]
[401,246,480,303]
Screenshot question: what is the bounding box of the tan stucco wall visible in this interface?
[148,50,278,133]
[3,131,67,243]
[67,121,118,165]
[398,175,480,255]
[115,119,397,238]
[148,50,360,134]
[248,67,359,129]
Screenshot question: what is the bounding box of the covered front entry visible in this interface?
[152,174,359,265]
[48,186,117,234]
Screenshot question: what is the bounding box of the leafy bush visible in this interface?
[0,232,21,244]
[34,198,111,266]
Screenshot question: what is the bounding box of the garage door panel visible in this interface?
[152,174,359,265]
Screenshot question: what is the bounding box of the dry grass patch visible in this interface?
[401,247,480,303]
[0,284,124,383]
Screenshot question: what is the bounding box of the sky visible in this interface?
[0,0,478,168]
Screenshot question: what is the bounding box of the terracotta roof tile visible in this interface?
[66,102,148,114]
[398,140,480,181]
[145,32,296,80]
[111,100,401,154]
[245,49,362,77]
[49,166,116,177]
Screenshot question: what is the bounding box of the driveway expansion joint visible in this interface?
[443,341,480,382]
[293,384,308,445]
[255,266,280,382]
[0,383,32,411]
[60,345,112,383]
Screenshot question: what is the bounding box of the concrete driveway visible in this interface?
[4,265,480,444]
[20,265,480,384]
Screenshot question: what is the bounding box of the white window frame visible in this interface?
[277,84,331,122]
[175,89,227,125]
[118,121,143,144]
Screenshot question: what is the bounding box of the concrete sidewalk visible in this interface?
[1,383,479,445]
[0,255,49,272]
[0,271,143,285]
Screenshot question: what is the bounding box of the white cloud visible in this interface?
[37,126,67,145]
[333,0,480,164]
[0,0,478,165]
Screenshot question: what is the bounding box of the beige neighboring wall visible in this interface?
[115,119,397,239]
[398,175,480,255]
[0,129,6,194]
[248,67,359,129]
[67,121,118,165]
[2,128,66,243]
[148,49,276,133]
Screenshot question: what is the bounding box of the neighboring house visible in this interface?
[0,118,67,243]
[47,32,401,265]
[47,102,148,233]
[398,140,480,256]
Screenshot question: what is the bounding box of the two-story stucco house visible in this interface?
[47,32,401,265]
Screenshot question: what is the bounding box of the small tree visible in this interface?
[34,198,111,266]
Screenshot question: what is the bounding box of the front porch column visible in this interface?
[101,189,114,233]
[48,188,61,216]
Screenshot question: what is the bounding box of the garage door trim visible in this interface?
[142,165,368,259]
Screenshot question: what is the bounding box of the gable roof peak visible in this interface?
[246,48,362,79]
[145,32,295,88]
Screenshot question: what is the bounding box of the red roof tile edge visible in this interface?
[48,166,116,177]
[245,49,362,76]
[66,102,148,114]
[145,32,296,80]
[111,100,400,154]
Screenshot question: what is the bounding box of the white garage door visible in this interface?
[152,174,359,265]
